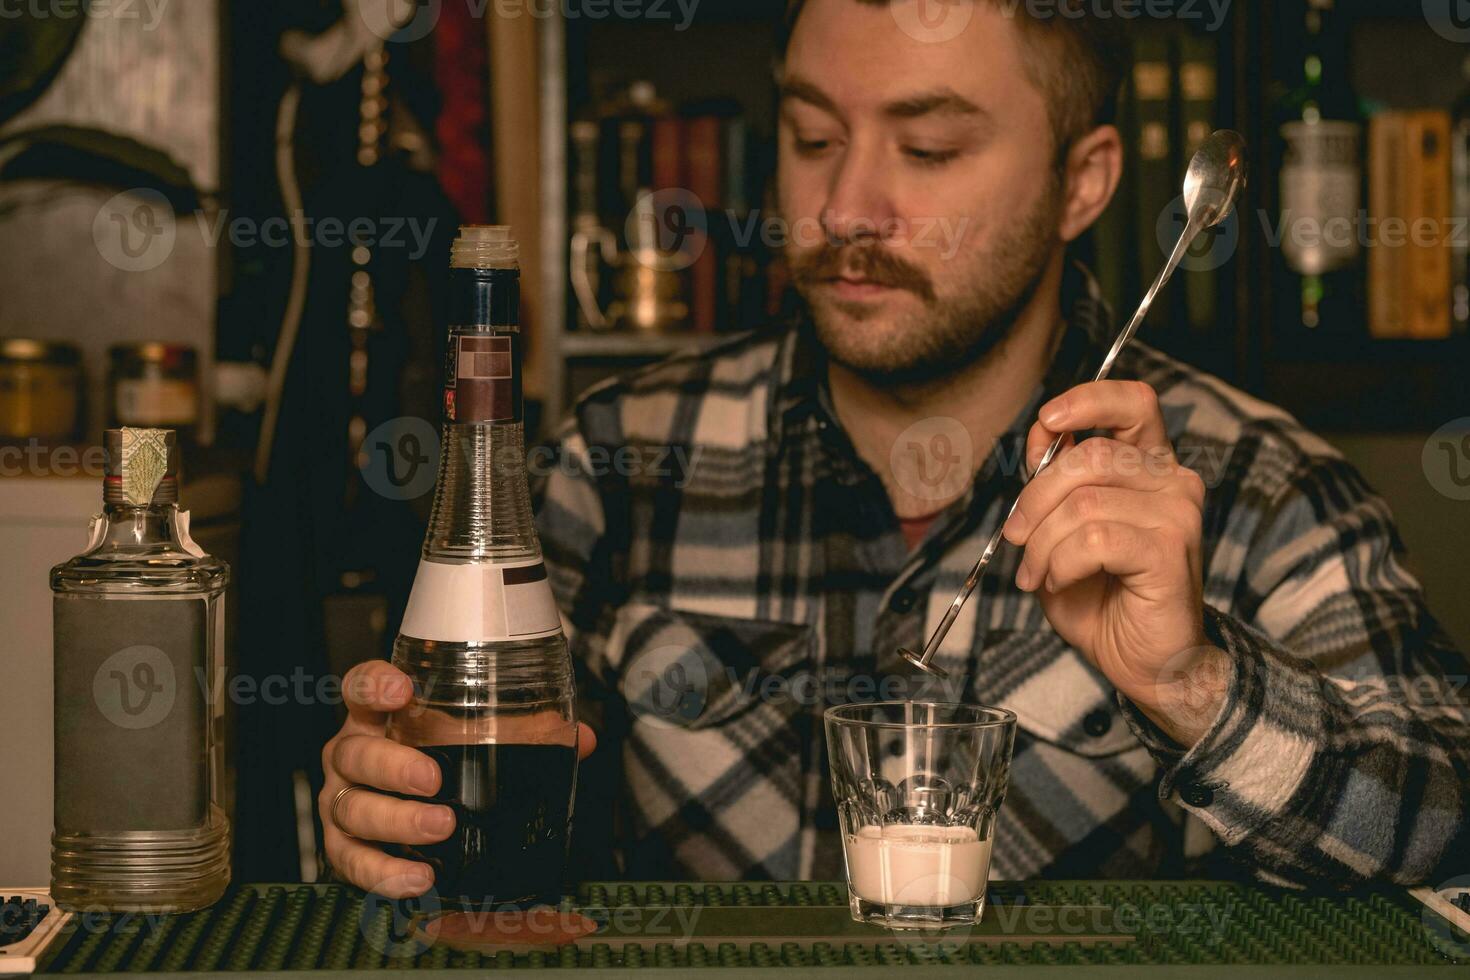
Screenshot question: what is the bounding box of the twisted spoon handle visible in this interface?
[903,213,1203,673]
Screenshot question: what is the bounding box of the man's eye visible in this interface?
[793,137,834,156]
[904,146,960,166]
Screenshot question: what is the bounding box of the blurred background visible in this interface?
[1,0,1467,886]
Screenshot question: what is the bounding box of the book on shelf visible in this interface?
[1368,110,1452,340]
[684,113,724,334]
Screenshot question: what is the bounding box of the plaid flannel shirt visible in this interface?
[533,267,1470,887]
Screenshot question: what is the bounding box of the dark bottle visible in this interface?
[1275,0,1365,340]
[386,226,579,911]
[50,428,230,912]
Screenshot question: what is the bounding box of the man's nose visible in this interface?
[819,144,898,245]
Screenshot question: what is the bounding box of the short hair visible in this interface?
[781,0,1130,154]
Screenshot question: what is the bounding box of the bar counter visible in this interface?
[8,879,1470,977]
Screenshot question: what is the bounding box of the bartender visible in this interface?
[318,0,1470,895]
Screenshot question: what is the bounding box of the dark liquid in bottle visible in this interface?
[391,743,576,909]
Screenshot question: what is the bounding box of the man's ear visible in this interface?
[1057,125,1123,244]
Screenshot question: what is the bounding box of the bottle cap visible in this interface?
[450,225,519,270]
[105,428,179,505]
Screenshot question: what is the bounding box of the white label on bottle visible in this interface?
[116,379,198,426]
[174,509,206,558]
[1280,119,1362,275]
[84,513,106,551]
[399,556,563,643]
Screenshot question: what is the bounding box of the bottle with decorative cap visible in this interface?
[386,226,579,913]
[49,427,230,912]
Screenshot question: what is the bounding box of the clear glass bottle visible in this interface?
[387,226,579,911]
[1276,0,1365,338]
[50,428,230,912]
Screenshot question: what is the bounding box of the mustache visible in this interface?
[788,243,937,303]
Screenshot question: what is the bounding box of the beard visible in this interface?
[787,181,1061,389]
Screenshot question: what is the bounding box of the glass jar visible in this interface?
[109,343,199,437]
[0,338,82,442]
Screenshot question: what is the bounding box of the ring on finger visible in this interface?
[331,783,365,836]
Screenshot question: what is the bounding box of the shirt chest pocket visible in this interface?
[977,629,1144,760]
[607,602,816,731]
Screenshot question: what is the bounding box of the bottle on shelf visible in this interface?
[50,427,231,913]
[387,226,579,911]
[1275,0,1365,340]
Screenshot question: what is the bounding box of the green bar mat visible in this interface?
[35,881,1470,975]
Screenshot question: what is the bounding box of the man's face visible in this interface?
[778,0,1065,385]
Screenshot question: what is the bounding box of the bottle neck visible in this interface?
[423,265,536,562]
[95,500,186,552]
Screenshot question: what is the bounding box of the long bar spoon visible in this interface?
[898,130,1249,679]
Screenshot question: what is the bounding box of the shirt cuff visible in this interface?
[1117,605,1335,849]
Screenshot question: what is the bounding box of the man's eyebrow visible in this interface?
[778,75,839,115]
[882,89,986,119]
[778,76,987,122]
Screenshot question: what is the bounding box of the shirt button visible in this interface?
[1181,782,1215,808]
[1082,708,1112,737]
[889,589,917,614]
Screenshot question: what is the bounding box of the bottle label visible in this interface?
[445,333,522,423]
[1280,119,1362,275]
[53,595,209,833]
[115,379,198,426]
[400,556,562,642]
